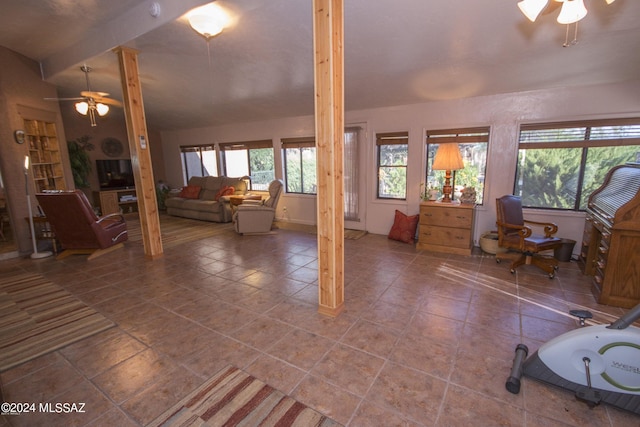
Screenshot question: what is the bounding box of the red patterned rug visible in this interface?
[147,365,341,427]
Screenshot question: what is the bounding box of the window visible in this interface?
[426,127,489,204]
[515,118,640,210]
[344,127,362,221]
[220,140,275,191]
[282,137,317,194]
[282,128,362,220]
[180,144,218,182]
[377,132,408,199]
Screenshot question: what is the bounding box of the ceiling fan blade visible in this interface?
[44,97,85,101]
[541,1,562,15]
[81,90,110,98]
[93,97,123,107]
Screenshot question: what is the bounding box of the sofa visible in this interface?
[165,176,248,222]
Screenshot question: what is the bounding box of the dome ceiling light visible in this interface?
[187,3,228,40]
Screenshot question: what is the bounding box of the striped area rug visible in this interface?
[126,213,234,249]
[0,272,115,372]
[147,365,341,427]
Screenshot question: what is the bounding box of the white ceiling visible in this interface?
[1,0,639,131]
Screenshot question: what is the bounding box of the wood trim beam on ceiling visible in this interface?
[40,0,211,79]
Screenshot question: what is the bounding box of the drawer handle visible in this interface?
[455,216,466,219]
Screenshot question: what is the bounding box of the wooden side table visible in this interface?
[417,201,475,255]
[230,194,262,206]
[229,194,263,214]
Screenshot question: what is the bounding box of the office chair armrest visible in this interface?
[523,219,558,237]
[496,221,532,238]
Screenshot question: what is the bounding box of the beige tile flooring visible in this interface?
[1,227,638,427]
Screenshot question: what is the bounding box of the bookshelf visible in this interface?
[24,119,66,193]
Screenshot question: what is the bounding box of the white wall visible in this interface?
[160,80,640,255]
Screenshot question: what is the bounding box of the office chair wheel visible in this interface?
[496,258,501,264]
[510,268,516,274]
[548,272,555,279]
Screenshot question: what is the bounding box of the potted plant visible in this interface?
[67,136,94,188]
[420,183,440,201]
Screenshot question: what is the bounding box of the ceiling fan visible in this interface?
[45,65,122,126]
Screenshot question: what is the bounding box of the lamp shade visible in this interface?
[557,0,588,24]
[96,103,109,116]
[75,101,89,115]
[432,143,464,171]
[518,0,549,22]
[187,3,227,39]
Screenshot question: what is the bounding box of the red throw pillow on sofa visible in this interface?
[179,185,201,199]
[214,185,235,201]
[388,210,419,243]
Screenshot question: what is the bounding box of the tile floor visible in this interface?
[1,226,638,427]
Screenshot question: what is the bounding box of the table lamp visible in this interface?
[432,143,464,203]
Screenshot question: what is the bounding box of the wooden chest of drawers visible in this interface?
[417,202,475,255]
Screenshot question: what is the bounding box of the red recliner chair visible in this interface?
[36,190,128,260]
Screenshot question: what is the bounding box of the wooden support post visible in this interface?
[313,0,344,317]
[114,47,163,259]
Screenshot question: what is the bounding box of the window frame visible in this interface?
[180,144,218,183]
[376,131,409,200]
[282,137,317,195]
[425,127,490,205]
[515,117,640,211]
[219,139,275,191]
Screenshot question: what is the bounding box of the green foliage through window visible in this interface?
[221,141,275,191]
[425,127,489,204]
[515,119,640,210]
[377,132,408,199]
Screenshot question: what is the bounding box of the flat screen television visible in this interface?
[96,159,135,190]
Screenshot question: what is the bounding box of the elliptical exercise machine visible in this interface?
[506,303,640,415]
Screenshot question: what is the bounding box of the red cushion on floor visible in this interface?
[388,209,419,243]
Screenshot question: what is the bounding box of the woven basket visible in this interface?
[480,232,508,254]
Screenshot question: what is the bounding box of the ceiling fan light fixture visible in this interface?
[187,3,227,39]
[96,103,109,116]
[605,0,615,4]
[557,0,588,24]
[75,101,89,115]
[518,0,549,22]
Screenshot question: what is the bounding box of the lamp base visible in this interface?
[30,251,53,259]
